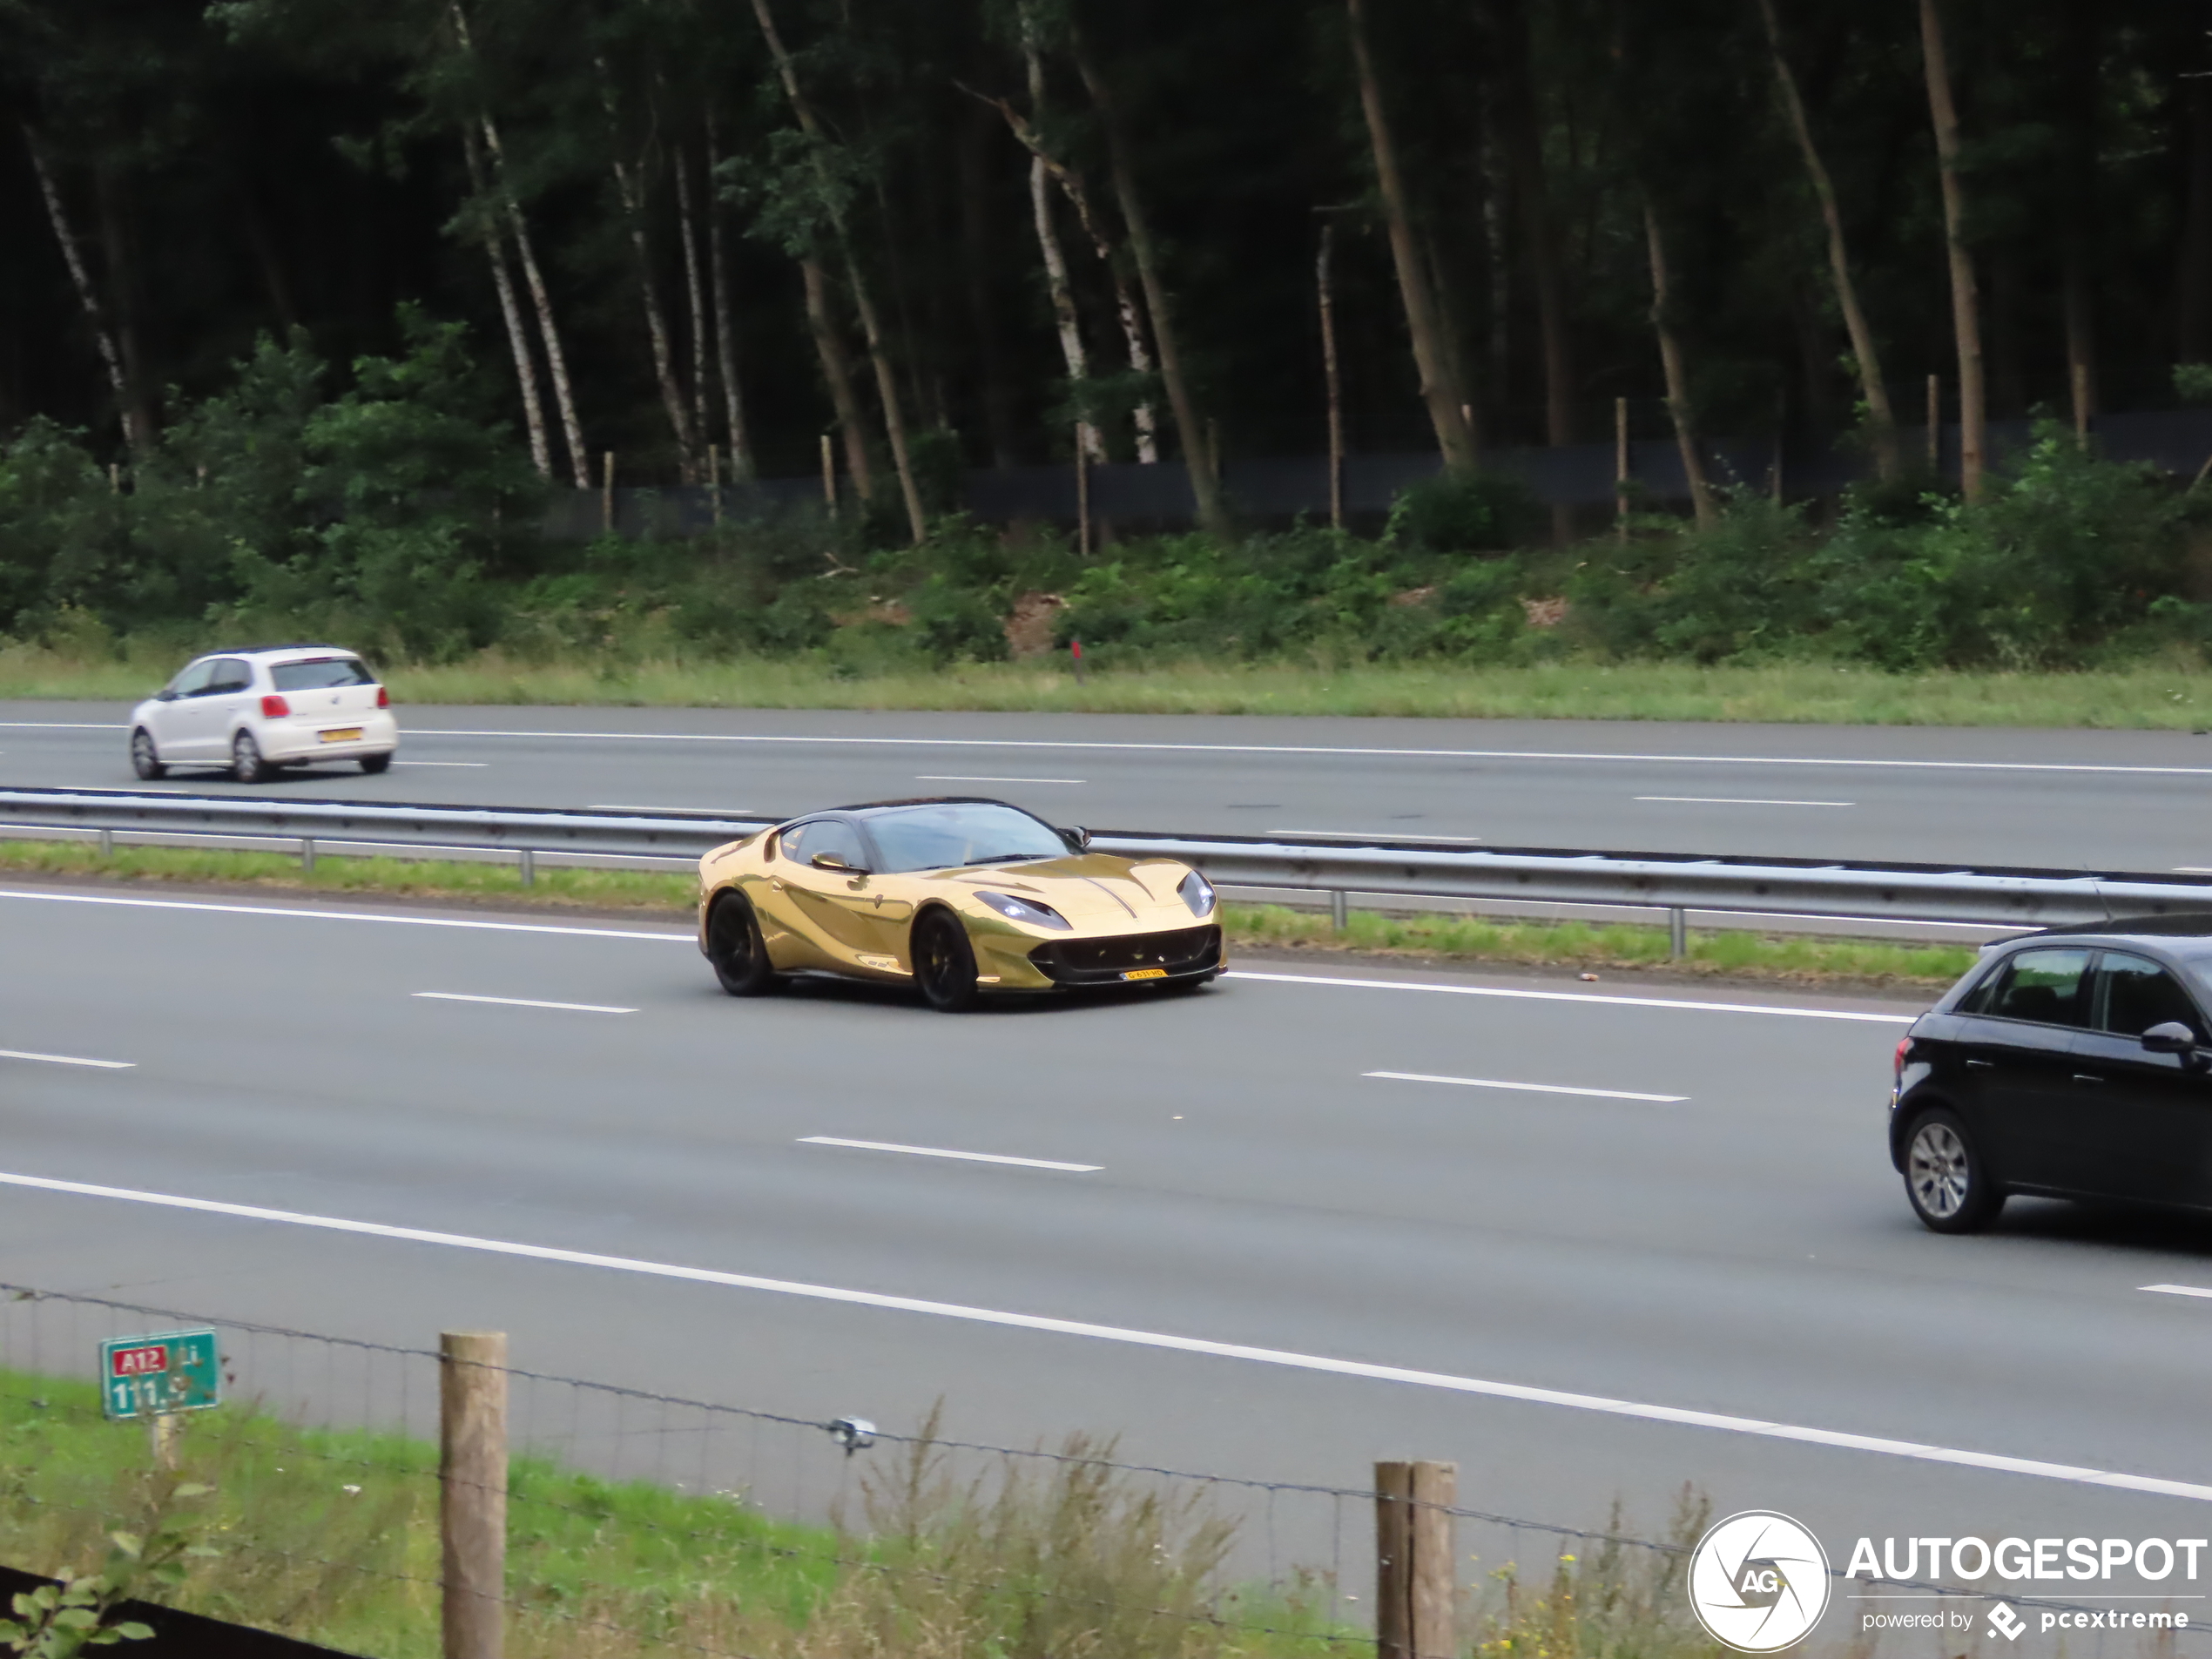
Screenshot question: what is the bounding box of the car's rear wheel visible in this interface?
[705,894,781,996]
[1903,1108,2004,1234]
[360,752,392,775]
[914,910,981,1012]
[130,728,165,780]
[230,731,273,785]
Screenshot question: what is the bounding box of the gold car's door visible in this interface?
[752,821,839,970]
[775,820,915,973]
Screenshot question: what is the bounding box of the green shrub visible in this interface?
[1385,467,1542,554]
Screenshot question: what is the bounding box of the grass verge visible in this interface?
[8,642,2212,728]
[0,838,1974,989]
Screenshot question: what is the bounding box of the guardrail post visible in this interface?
[518,849,535,887]
[301,838,316,874]
[1375,1460,1456,1659]
[1669,907,1687,960]
[441,1331,508,1659]
[1331,890,1348,931]
[98,828,113,860]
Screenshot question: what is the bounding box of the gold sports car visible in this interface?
[696,797,1225,1010]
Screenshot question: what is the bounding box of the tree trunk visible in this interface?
[2178,73,2212,365]
[1644,201,1716,529]
[1344,0,1477,469]
[449,2,588,487]
[1022,37,1101,461]
[463,125,551,479]
[675,139,714,462]
[91,163,157,454]
[2058,0,2098,435]
[1067,22,1231,537]
[597,62,697,483]
[957,103,1021,467]
[703,115,756,478]
[1755,0,1898,478]
[801,257,874,498]
[1919,0,1986,502]
[21,124,143,454]
[1318,222,1346,529]
[749,0,927,541]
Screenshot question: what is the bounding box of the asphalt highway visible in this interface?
[12,880,2212,1612]
[6,701,2212,869]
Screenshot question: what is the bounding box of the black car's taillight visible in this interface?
[1894,1037,1912,1082]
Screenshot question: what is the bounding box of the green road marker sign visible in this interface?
[100,1329,221,1420]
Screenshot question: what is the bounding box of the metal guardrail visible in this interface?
[3,786,2210,934]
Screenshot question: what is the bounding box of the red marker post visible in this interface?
[1071,638,1086,685]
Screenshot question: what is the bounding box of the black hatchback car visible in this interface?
[1892,918,2212,1231]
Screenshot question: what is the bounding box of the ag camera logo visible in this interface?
[1689,1511,1831,1652]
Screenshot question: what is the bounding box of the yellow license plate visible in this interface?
[1122,968,1168,981]
[320,728,364,743]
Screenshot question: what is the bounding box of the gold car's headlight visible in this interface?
[1178,870,1217,917]
[977,890,1073,930]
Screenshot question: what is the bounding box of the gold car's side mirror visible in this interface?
[812,851,867,874]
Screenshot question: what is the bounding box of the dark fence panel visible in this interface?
[546,407,2212,539]
[0,1565,357,1658]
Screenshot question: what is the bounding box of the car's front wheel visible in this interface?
[705,893,781,997]
[360,752,392,775]
[130,728,165,780]
[230,731,273,785]
[913,910,981,1012]
[1903,1108,2004,1234]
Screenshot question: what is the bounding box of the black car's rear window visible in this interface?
[270,658,374,691]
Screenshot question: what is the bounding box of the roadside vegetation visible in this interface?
[0,839,1976,990]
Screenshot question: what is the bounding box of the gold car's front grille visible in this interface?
[1028,925,1222,986]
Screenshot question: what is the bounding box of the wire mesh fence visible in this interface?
[0,1281,2203,1658]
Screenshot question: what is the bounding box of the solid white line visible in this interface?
[395,727,2212,779]
[1366,1070,1686,1103]
[2,1166,2206,1502]
[915,775,1087,786]
[392,760,489,768]
[0,890,1916,1021]
[2143,1285,2212,1300]
[0,1049,133,1070]
[1636,796,1854,808]
[799,1136,1102,1172]
[1266,830,1483,843]
[0,722,121,730]
[413,992,636,1014]
[590,804,753,815]
[1227,969,1915,1023]
[0,888,690,941]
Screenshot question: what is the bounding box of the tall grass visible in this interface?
[7,637,2212,728]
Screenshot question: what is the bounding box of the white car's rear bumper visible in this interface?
[259,711,401,762]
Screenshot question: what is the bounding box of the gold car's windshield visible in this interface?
[865,804,1069,873]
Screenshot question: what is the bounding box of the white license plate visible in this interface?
[319,727,364,743]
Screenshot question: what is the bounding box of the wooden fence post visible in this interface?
[1076,422,1093,558]
[1375,1460,1456,1659]
[1614,396,1629,544]
[441,1331,508,1659]
[600,452,615,536]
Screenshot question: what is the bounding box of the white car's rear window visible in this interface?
[270,658,374,691]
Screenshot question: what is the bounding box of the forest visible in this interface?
[4,0,2212,680]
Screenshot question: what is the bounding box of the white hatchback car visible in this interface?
[130,646,400,783]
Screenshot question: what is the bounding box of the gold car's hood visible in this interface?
[926,853,1195,927]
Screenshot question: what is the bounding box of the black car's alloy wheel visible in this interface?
[1904,1109,2004,1233]
[914,910,981,1012]
[706,894,781,996]
[130,728,165,780]
[231,731,272,784]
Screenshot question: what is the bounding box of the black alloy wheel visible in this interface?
[360,752,392,775]
[1903,1108,2004,1234]
[705,894,781,996]
[130,729,165,780]
[230,731,272,784]
[913,910,981,1012]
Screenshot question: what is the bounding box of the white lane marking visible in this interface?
[2175,868,2212,876]
[1229,969,1914,1023]
[0,722,122,730]
[0,888,689,941]
[398,727,2212,779]
[1366,1070,1686,1103]
[413,992,635,1014]
[0,890,1917,1021]
[589,804,757,816]
[2,1167,2205,1503]
[0,1049,133,1070]
[799,1136,1101,1172]
[392,760,489,768]
[2143,1285,2212,1300]
[1267,829,1483,843]
[1636,796,1854,808]
[915,775,1087,786]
